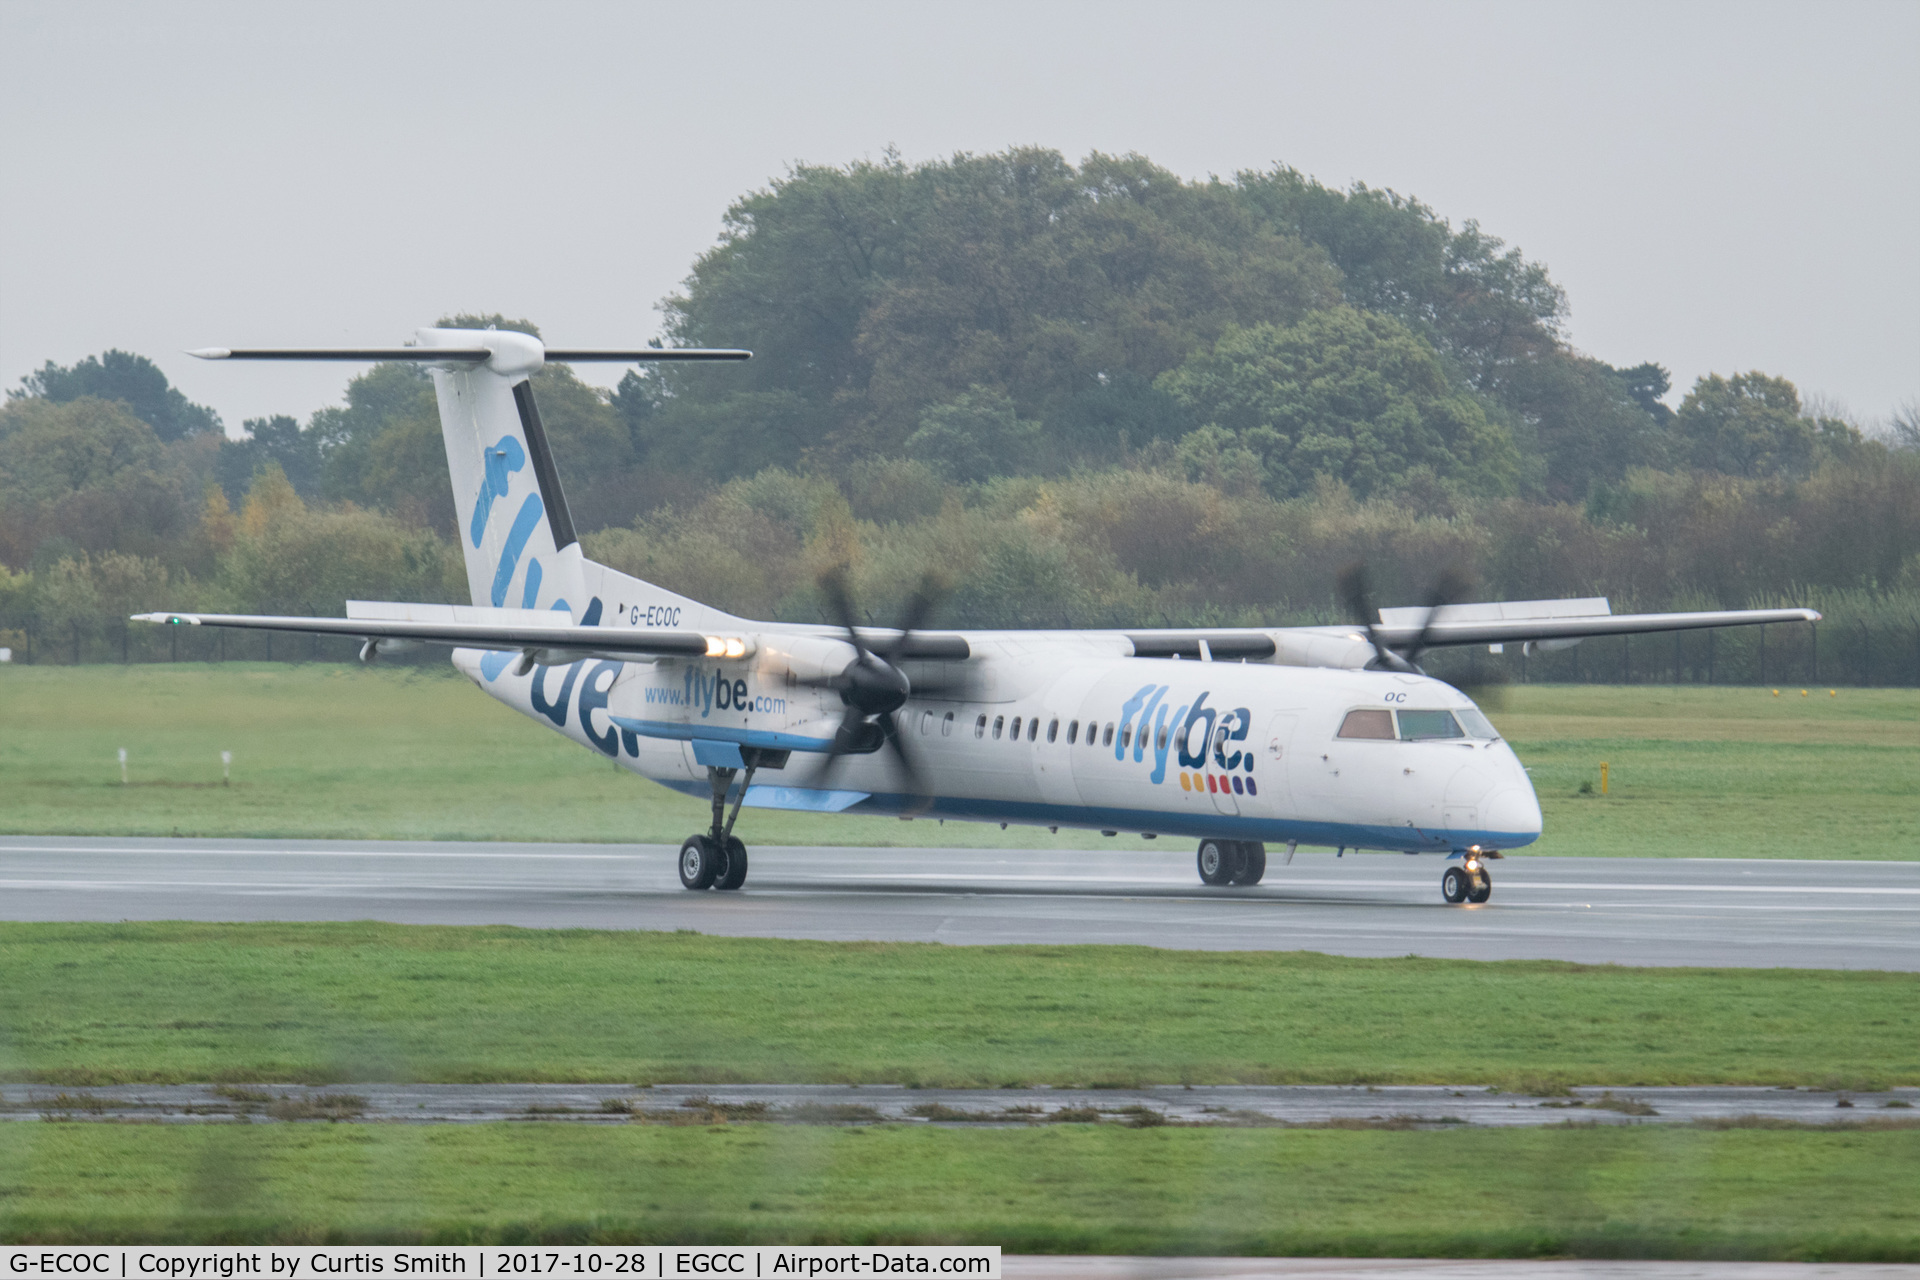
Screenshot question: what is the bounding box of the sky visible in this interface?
[1,0,1914,435]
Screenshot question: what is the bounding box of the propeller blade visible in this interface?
[876,573,947,658]
[1336,561,1395,669]
[1407,567,1471,668]
[817,566,866,655]
[879,710,932,809]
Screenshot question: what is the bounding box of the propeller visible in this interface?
[1336,561,1469,675]
[1336,560,1505,706]
[800,567,948,804]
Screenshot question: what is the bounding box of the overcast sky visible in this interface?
[2,0,1914,435]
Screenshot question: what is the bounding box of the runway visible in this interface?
[3,836,1917,969]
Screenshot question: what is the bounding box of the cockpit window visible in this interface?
[1337,709,1396,740]
[1455,708,1500,740]
[1397,709,1465,740]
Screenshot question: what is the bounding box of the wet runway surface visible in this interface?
[3,836,1917,969]
[1007,1261,1920,1280]
[4,1081,1913,1126]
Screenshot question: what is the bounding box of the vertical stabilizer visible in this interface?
[420,327,588,617]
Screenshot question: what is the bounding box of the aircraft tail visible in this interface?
[417,326,743,630]
[190,327,753,630]
[419,327,590,617]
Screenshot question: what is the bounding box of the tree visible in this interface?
[903,387,1042,483]
[1157,307,1519,500]
[1675,372,1829,478]
[12,350,222,442]
[1233,169,1566,397]
[218,414,320,502]
[657,148,1339,474]
[1502,355,1674,499]
[0,395,164,501]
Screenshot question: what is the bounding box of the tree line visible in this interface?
[2,150,1916,677]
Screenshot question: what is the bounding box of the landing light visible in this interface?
[703,636,751,659]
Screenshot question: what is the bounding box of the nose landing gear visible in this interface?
[1441,855,1495,904]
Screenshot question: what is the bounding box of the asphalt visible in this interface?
[1006,1262,1920,1280]
[2,836,1918,969]
[4,1081,1912,1127]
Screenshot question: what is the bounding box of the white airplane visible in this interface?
[142,327,1818,904]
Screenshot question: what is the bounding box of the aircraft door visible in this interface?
[1209,736,1239,816]
[1257,712,1297,814]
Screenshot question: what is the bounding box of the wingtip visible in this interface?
[185,348,230,360]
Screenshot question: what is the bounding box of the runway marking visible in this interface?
[815,873,1920,895]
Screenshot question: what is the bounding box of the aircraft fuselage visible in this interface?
[454,636,1542,854]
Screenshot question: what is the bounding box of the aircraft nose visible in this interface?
[1482,784,1543,844]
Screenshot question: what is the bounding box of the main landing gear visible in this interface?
[1197,839,1268,886]
[680,755,783,892]
[1441,852,1498,905]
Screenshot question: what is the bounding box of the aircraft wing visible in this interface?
[1366,606,1820,649]
[131,610,716,661]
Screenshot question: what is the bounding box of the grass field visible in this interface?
[1,665,1913,857]
[2,923,1914,1088]
[3,1123,1918,1256]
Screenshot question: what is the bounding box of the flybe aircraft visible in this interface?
[140,327,1818,904]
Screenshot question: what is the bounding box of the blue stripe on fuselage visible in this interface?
[650,778,1538,853]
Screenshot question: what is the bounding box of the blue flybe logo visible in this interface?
[1114,684,1256,795]
[470,434,546,608]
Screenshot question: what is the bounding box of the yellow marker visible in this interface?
[1600,761,1609,796]
[1829,689,1837,697]
[1772,689,1780,697]
[1801,689,1809,697]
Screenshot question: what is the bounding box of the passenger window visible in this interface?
[1120,725,1132,749]
[1102,723,1114,747]
[1028,718,1039,742]
[1156,724,1169,750]
[1067,720,1079,744]
[920,710,932,735]
[993,715,1004,740]
[943,712,954,737]
[1337,709,1396,740]
[1010,716,1022,741]
[1398,709,1465,740]
[1047,719,1059,743]
[975,714,986,739]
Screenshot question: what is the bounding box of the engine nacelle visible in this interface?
[757,633,861,688]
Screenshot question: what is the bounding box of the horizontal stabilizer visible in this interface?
[188,347,750,362]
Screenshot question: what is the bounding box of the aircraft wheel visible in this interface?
[678,835,719,890]
[1468,868,1492,904]
[1197,840,1234,886]
[1237,843,1268,885]
[715,837,749,891]
[1441,865,1470,904]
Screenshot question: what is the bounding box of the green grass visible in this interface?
[0,665,1914,856]
[3,923,1915,1088]
[4,1123,1918,1256]
[0,664,1107,849]
[1498,684,1920,859]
